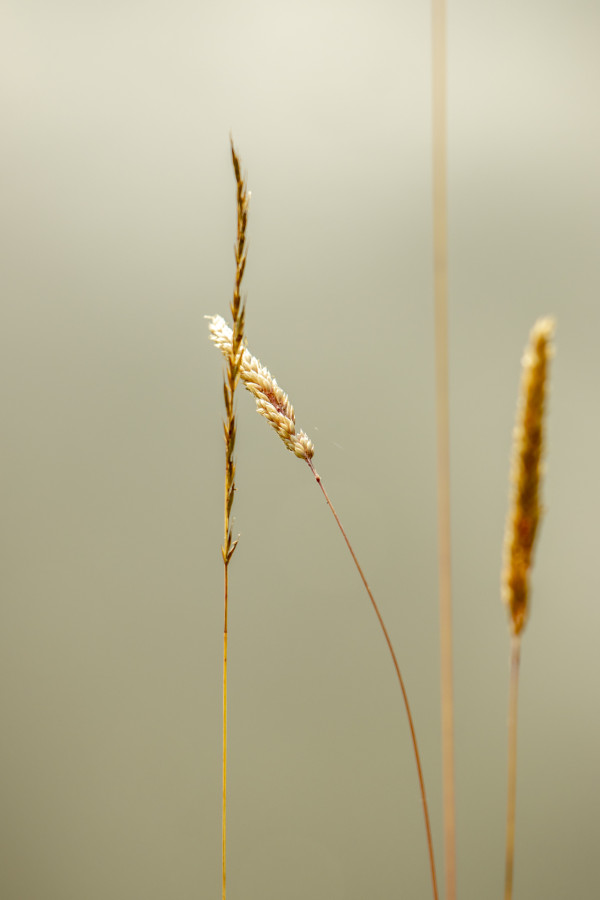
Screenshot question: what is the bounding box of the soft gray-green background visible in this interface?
[1,1,599,898]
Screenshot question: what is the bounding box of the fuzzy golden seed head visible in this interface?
[501,316,555,635]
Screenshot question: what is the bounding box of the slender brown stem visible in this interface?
[432,0,456,897]
[306,457,439,900]
[504,633,522,900]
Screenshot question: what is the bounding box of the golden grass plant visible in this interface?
[219,139,249,900]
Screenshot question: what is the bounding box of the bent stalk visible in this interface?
[306,458,439,900]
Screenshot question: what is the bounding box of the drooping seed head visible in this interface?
[208,315,314,461]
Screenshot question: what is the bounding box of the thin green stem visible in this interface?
[306,457,439,900]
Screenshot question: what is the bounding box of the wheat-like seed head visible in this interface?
[501,316,555,635]
[208,314,314,461]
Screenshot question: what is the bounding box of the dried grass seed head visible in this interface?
[502,316,555,636]
[208,315,314,460]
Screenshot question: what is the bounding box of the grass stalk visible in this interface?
[431,0,456,896]
[306,458,439,900]
[501,317,554,900]
[504,633,521,900]
[220,138,249,900]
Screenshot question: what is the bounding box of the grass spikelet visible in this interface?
[502,316,555,636]
[220,137,249,900]
[208,314,314,460]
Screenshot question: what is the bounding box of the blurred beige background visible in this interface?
[1,1,599,898]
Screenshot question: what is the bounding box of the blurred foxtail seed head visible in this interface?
[502,316,555,635]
